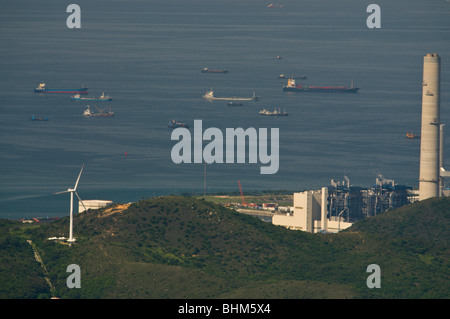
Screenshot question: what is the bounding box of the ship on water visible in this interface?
[259,108,288,116]
[34,82,88,94]
[203,90,259,101]
[201,67,228,73]
[278,74,307,80]
[83,105,114,117]
[71,92,112,101]
[406,132,420,139]
[31,115,48,121]
[283,78,359,93]
[168,120,189,128]
[227,101,243,106]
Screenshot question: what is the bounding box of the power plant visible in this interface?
[274,53,445,233]
[272,176,413,233]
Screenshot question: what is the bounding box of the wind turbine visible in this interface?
[53,164,87,243]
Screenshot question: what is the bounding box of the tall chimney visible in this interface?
[419,53,441,201]
[440,124,445,196]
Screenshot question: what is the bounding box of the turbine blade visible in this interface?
[75,192,87,213]
[73,164,85,190]
[53,190,69,195]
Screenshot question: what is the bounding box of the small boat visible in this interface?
[31,115,48,121]
[259,108,288,116]
[83,105,114,117]
[201,67,228,73]
[406,132,420,139]
[268,4,285,8]
[168,120,189,128]
[71,92,112,101]
[227,101,243,106]
[278,74,307,80]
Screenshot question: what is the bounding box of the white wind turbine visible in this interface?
[53,164,87,243]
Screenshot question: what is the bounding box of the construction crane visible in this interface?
[238,180,247,206]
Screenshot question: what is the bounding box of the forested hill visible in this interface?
[0,195,448,299]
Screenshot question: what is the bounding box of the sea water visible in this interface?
[0,0,449,218]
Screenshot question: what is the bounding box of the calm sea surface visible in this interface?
[0,0,449,218]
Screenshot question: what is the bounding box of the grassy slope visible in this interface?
[1,196,449,299]
[347,198,449,298]
[0,220,50,299]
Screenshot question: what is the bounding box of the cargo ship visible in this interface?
[259,108,288,116]
[71,92,112,101]
[283,78,359,93]
[34,82,88,94]
[83,105,114,117]
[203,90,259,101]
[201,67,228,73]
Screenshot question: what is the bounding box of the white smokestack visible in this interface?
[419,53,441,201]
[440,124,445,197]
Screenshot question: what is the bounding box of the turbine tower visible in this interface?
[419,53,441,201]
[54,164,87,243]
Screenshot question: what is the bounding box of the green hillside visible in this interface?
[0,220,50,298]
[0,195,448,299]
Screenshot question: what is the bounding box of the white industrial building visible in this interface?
[272,187,352,233]
[78,199,113,213]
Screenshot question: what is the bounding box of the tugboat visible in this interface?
[83,105,114,117]
[406,132,420,139]
[283,78,359,93]
[259,108,288,116]
[34,82,88,94]
[168,120,189,128]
